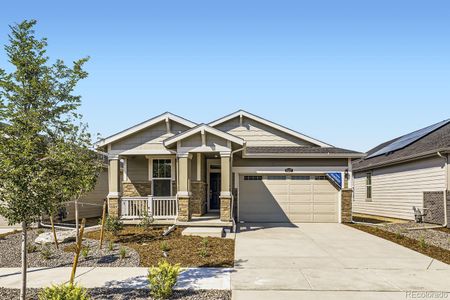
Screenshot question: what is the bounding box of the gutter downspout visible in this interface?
[437,151,448,227]
[230,143,246,232]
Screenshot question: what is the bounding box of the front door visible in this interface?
[209,173,221,210]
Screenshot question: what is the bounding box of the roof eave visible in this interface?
[243,152,365,159]
[95,112,197,148]
[353,148,450,172]
[209,110,333,148]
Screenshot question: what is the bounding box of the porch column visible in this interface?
[177,153,191,222]
[107,155,121,218]
[220,152,232,222]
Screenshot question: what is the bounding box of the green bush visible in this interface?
[139,210,154,229]
[38,283,90,300]
[119,246,127,259]
[81,245,90,259]
[107,240,115,252]
[148,260,181,299]
[104,216,123,235]
[40,245,52,260]
[160,241,170,252]
[27,243,38,253]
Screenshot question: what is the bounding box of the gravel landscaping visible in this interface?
[347,221,450,264]
[0,229,139,268]
[379,222,450,251]
[0,288,231,300]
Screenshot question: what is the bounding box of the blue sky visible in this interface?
[0,0,449,152]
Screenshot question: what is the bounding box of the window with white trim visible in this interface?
[366,172,372,200]
[152,159,172,196]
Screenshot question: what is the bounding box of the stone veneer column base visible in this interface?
[341,189,352,223]
[220,196,232,222]
[178,196,191,222]
[107,197,120,218]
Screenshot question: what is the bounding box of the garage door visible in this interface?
[239,174,339,223]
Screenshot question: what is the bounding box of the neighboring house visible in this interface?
[96,110,363,225]
[352,119,450,227]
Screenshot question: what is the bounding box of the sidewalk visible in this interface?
[0,267,232,290]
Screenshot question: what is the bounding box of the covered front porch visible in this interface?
[106,124,244,227]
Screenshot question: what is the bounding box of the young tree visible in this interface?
[0,20,90,300]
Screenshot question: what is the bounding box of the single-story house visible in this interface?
[352,119,450,227]
[96,110,363,226]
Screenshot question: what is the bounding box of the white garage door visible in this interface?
[239,174,339,223]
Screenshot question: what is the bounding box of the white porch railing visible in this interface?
[121,196,178,219]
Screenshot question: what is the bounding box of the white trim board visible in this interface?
[232,166,348,173]
[96,112,197,148]
[209,110,332,148]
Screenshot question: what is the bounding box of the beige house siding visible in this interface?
[214,116,317,147]
[353,157,446,220]
[110,121,190,153]
[127,156,148,181]
[64,169,109,221]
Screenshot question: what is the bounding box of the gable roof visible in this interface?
[353,119,450,172]
[164,123,245,147]
[208,110,332,148]
[96,112,197,148]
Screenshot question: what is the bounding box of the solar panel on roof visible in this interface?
[366,119,450,159]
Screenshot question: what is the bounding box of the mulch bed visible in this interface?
[0,229,139,268]
[0,287,231,300]
[347,223,450,265]
[85,226,235,268]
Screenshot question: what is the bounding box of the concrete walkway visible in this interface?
[0,267,231,290]
[232,223,450,300]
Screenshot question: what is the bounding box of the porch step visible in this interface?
[182,227,224,238]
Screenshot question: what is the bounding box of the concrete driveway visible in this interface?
[232,223,450,300]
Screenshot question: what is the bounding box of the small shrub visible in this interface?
[37,229,45,235]
[199,237,209,258]
[40,245,52,260]
[119,246,127,259]
[199,247,208,258]
[139,210,154,229]
[160,241,170,252]
[108,241,114,252]
[395,231,403,240]
[27,243,38,253]
[104,216,123,235]
[38,283,90,300]
[148,260,181,300]
[81,245,90,259]
[419,235,427,249]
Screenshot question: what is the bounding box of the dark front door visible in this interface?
[209,173,221,210]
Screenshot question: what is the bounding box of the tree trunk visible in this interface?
[20,221,27,300]
[75,198,79,244]
[50,214,59,249]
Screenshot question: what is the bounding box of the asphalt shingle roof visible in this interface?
[353,121,450,171]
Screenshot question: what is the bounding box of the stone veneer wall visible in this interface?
[190,181,207,216]
[341,189,352,223]
[220,197,232,222]
[423,191,445,225]
[122,181,152,197]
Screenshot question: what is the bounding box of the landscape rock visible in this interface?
[34,230,76,245]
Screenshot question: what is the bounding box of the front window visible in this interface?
[366,172,372,200]
[152,159,172,196]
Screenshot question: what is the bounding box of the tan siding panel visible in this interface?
[64,169,109,221]
[215,116,317,147]
[353,157,446,220]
